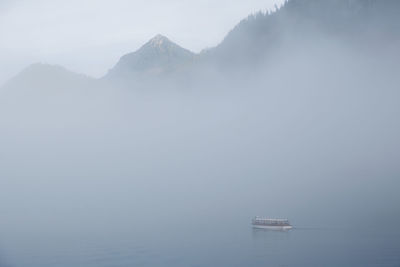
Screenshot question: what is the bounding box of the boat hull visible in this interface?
[252,225,293,230]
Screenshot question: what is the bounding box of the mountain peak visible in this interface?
[106,34,195,79]
[148,34,170,47]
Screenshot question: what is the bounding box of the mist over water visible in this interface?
[1,0,400,266]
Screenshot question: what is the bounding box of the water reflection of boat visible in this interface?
[252,217,293,230]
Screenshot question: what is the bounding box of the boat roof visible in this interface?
[254,217,289,221]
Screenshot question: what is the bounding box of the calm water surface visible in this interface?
[1,217,399,267]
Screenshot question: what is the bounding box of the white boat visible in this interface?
[252,217,293,230]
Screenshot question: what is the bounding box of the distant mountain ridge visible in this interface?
[2,63,94,95]
[205,0,400,68]
[106,34,195,81]
[3,0,400,89]
[106,0,400,79]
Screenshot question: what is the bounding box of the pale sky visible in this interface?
[0,0,284,84]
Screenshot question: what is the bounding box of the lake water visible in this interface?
[1,207,399,267]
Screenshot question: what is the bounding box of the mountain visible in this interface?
[2,63,93,95]
[205,0,400,68]
[105,0,400,80]
[0,63,114,130]
[106,34,195,81]
[0,63,97,115]
[3,0,400,88]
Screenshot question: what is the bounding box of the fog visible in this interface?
[1,1,400,266]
